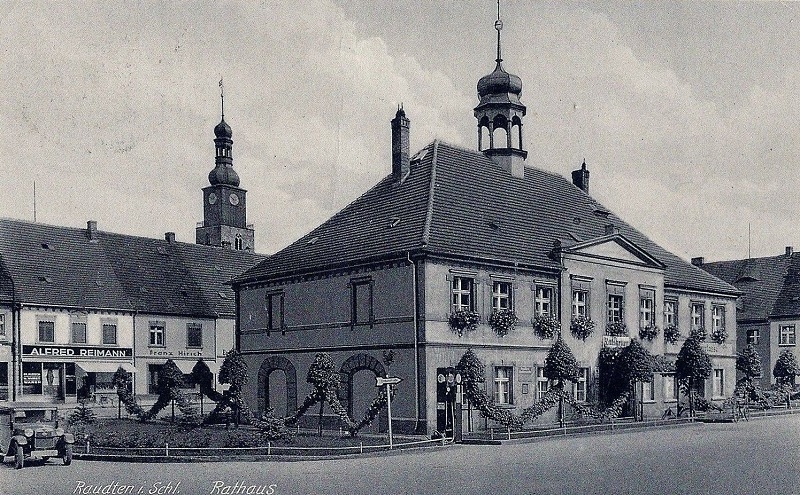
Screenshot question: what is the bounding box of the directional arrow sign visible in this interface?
[376,376,403,387]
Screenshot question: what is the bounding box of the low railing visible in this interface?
[468,416,694,441]
[77,436,451,458]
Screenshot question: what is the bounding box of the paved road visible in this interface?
[4,415,800,495]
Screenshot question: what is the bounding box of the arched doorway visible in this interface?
[339,353,386,433]
[257,356,297,419]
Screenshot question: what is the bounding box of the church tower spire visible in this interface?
[474,1,527,178]
[196,81,255,251]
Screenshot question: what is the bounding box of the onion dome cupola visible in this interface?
[208,86,239,187]
[474,2,527,178]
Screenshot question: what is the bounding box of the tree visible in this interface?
[773,349,799,386]
[675,336,712,417]
[735,344,762,413]
[617,339,654,421]
[156,359,186,422]
[306,353,339,436]
[543,336,579,427]
[218,349,250,426]
[191,358,215,415]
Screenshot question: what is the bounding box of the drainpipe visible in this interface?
[8,274,17,402]
[407,252,421,433]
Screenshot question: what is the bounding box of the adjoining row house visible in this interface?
[698,249,800,387]
[231,18,740,435]
[0,111,265,405]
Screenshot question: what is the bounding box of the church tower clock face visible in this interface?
[228,193,240,206]
[208,192,217,204]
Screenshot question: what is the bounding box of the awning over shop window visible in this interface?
[172,360,197,374]
[75,362,136,374]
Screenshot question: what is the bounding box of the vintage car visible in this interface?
[0,404,74,468]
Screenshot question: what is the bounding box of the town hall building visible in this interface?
[231,15,740,434]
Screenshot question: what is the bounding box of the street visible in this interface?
[4,415,800,495]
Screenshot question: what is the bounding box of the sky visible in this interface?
[1,1,799,263]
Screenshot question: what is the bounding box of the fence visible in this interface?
[77,436,451,458]
[468,416,695,441]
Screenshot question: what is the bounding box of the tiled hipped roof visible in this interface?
[235,141,738,296]
[0,218,266,316]
[703,253,800,320]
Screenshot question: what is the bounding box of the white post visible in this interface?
[386,383,394,449]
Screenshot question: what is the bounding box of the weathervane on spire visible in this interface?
[219,77,225,119]
[494,0,503,64]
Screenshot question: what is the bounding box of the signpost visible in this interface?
[375,376,402,449]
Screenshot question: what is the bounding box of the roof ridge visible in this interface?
[421,140,440,247]
[704,254,789,266]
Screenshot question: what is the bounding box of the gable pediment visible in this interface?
[562,234,665,269]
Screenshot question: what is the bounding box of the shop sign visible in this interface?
[148,349,205,358]
[22,344,133,358]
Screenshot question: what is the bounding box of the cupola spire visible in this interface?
[474,0,527,178]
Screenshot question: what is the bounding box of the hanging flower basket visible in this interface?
[532,314,560,340]
[663,324,681,345]
[448,310,481,337]
[606,321,628,337]
[710,327,728,344]
[570,315,595,341]
[689,327,707,341]
[488,309,518,337]
[639,324,659,341]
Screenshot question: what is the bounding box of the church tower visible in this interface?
[474,3,527,178]
[196,85,255,250]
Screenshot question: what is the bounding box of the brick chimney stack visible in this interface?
[691,257,704,266]
[391,106,410,182]
[86,220,98,241]
[572,160,590,193]
[165,232,176,244]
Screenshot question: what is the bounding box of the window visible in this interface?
[779,325,797,346]
[492,281,513,311]
[713,369,724,398]
[691,303,705,330]
[573,368,588,402]
[234,234,243,251]
[451,276,473,312]
[148,364,163,395]
[663,373,678,401]
[71,322,87,344]
[494,367,513,405]
[102,324,117,345]
[663,300,677,327]
[149,322,165,347]
[747,329,760,345]
[187,323,202,348]
[572,290,588,317]
[38,320,55,343]
[536,368,550,400]
[266,292,284,333]
[0,313,5,337]
[535,286,553,316]
[639,289,655,329]
[642,379,655,402]
[607,294,624,323]
[712,305,725,334]
[22,362,43,395]
[351,279,373,325]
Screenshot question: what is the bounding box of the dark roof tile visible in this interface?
[234,142,738,295]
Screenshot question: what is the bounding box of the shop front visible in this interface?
[20,344,134,404]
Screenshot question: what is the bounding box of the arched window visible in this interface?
[234,234,243,250]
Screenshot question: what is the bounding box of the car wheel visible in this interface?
[63,444,73,466]
[14,446,24,469]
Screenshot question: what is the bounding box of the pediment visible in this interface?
[563,234,664,269]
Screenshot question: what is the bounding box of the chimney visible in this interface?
[165,232,176,244]
[786,246,794,256]
[86,220,97,241]
[391,106,410,182]
[572,160,590,193]
[691,257,704,266]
